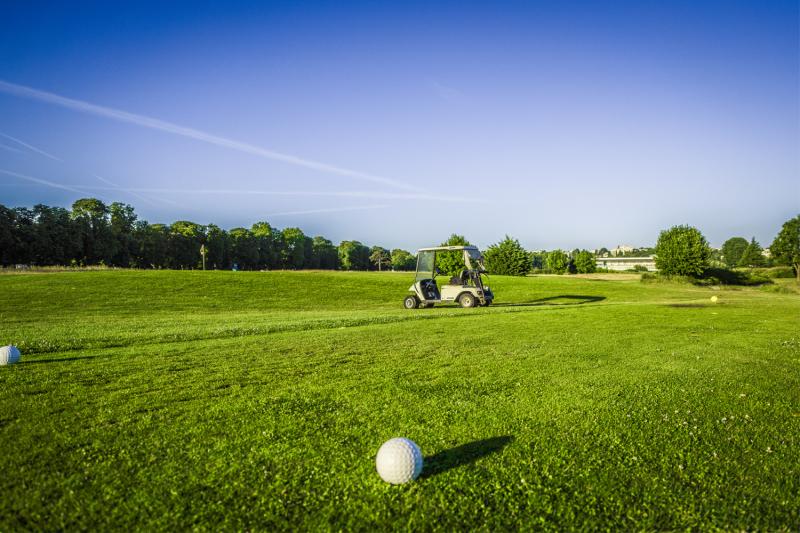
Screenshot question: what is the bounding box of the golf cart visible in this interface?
[404,246,494,309]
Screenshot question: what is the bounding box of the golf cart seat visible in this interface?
[448,269,469,286]
[420,279,440,300]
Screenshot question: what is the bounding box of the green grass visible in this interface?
[1,271,798,530]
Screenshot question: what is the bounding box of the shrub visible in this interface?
[654,225,710,276]
[574,250,596,274]
[641,267,771,286]
[484,236,531,276]
[547,250,569,274]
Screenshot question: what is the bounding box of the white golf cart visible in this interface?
[403,246,494,309]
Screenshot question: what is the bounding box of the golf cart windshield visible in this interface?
[416,250,435,280]
[466,248,486,271]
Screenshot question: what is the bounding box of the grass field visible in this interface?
[1,270,798,530]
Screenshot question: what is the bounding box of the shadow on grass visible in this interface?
[491,295,605,307]
[22,354,104,364]
[422,436,513,478]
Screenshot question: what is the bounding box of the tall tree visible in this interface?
[229,227,259,269]
[281,227,307,269]
[71,198,115,264]
[721,237,748,268]
[109,202,138,267]
[338,240,370,270]
[737,237,765,267]
[133,222,169,268]
[654,225,710,276]
[168,221,205,269]
[390,249,416,271]
[770,215,800,282]
[484,236,531,276]
[369,246,391,271]
[250,221,279,269]
[0,205,16,266]
[205,224,230,269]
[31,204,78,265]
[312,236,339,269]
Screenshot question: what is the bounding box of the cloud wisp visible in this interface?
[0,131,63,161]
[0,79,418,191]
[263,204,389,217]
[0,168,90,195]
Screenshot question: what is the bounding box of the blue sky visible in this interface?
[1,0,797,250]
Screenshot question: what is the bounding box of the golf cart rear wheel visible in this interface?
[459,293,476,308]
[404,295,420,309]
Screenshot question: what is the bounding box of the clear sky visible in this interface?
[1,0,798,251]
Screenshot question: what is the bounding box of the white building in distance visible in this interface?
[596,256,657,271]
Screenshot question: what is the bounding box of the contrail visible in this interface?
[0,168,90,195]
[264,204,388,217]
[94,174,178,207]
[0,143,24,154]
[0,79,417,191]
[0,130,175,207]
[63,185,483,203]
[0,132,63,161]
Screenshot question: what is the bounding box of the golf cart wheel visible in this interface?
[404,295,420,309]
[459,293,476,308]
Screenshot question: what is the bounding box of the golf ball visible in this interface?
[710,296,718,303]
[375,437,423,484]
[0,345,21,366]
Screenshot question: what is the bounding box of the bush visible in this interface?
[641,267,772,286]
[574,250,596,274]
[654,225,710,276]
[547,250,569,274]
[484,236,531,276]
[740,266,795,279]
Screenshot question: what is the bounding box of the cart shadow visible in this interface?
[422,436,513,478]
[491,295,605,307]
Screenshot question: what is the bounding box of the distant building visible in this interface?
[596,256,657,271]
[610,244,635,256]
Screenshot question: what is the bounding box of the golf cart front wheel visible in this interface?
[404,295,420,309]
[459,294,476,308]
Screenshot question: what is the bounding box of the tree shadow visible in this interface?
[422,436,513,478]
[491,295,605,307]
[22,354,104,364]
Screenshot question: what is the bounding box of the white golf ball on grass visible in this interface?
[0,345,21,366]
[710,295,718,303]
[375,437,423,484]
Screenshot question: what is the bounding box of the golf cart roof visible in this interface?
[417,246,481,252]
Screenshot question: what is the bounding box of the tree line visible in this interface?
[2,199,797,281]
[0,199,417,271]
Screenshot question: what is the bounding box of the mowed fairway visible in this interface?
[1,271,798,530]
